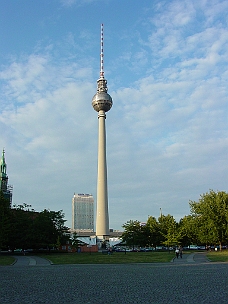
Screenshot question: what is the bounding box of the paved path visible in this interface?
[12,255,52,266]
[1,261,228,303]
[172,251,210,264]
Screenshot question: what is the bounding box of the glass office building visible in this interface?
[72,193,94,231]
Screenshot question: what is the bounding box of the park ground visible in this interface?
[1,249,228,265]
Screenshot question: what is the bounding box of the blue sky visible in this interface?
[1,0,228,230]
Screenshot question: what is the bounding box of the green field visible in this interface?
[207,250,228,262]
[1,250,228,265]
[0,255,15,265]
[40,251,175,264]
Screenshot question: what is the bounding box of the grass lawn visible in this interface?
[0,255,15,266]
[40,251,175,264]
[207,250,228,262]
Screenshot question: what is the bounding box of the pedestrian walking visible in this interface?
[175,248,179,258]
[179,246,183,258]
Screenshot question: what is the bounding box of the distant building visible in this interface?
[0,149,13,204]
[72,193,94,231]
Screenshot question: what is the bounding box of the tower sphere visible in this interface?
[92,91,112,113]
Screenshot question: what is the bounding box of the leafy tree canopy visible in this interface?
[190,190,228,249]
[122,190,228,251]
[4,204,69,250]
[0,191,11,248]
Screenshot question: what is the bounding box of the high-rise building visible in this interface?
[72,193,94,231]
[0,149,13,204]
[92,24,113,240]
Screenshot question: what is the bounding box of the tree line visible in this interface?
[1,189,228,251]
[0,191,68,251]
[122,190,228,251]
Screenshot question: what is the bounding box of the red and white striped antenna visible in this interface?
[100,23,104,78]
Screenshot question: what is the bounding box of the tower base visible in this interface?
[96,235,110,242]
[96,235,110,249]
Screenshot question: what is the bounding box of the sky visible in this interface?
[0,0,228,231]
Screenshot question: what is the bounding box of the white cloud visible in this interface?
[0,54,98,224]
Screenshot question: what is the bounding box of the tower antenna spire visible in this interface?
[100,23,104,78]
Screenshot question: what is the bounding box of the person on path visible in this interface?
[179,246,183,258]
[175,248,179,258]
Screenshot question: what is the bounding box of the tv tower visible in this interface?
[92,24,113,240]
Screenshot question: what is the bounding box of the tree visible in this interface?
[32,209,68,250]
[70,232,80,251]
[7,205,68,251]
[178,215,199,247]
[162,225,180,248]
[32,210,56,249]
[158,214,179,247]
[122,220,144,248]
[8,203,34,250]
[122,215,182,249]
[190,190,228,250]
[144,216,160,248]
[0,191,11,249]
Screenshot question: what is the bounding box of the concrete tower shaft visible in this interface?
[96,109,109,236]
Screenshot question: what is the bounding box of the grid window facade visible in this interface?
[72,193,94,231]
